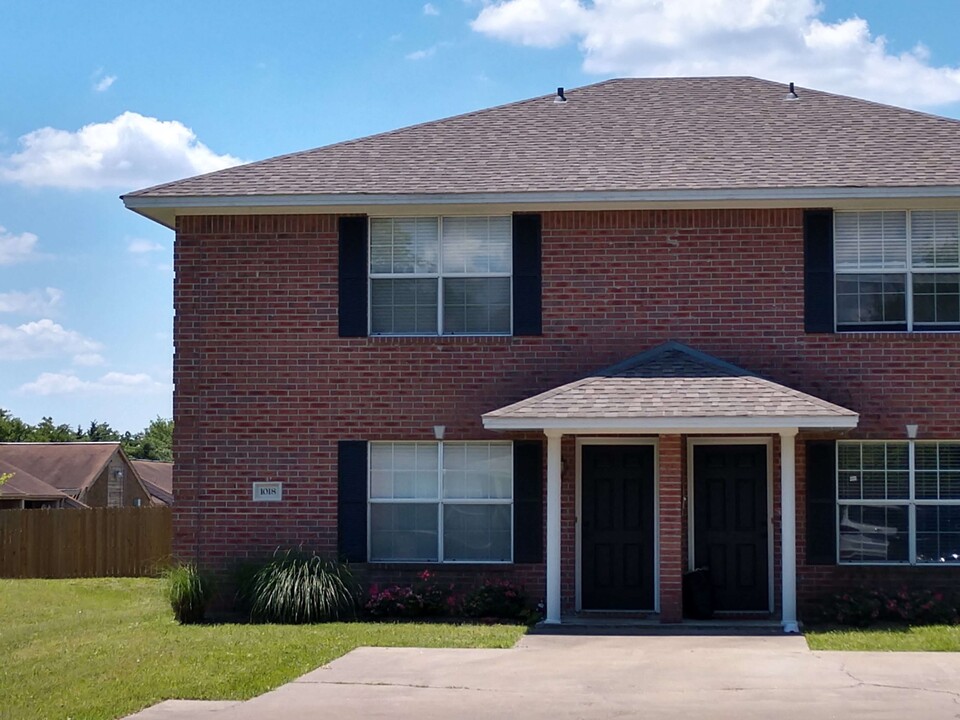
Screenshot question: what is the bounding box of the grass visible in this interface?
[0,578,526,720]
[806,624,960,651]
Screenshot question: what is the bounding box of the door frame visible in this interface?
[575,437,660,613]
[686,437,774,614]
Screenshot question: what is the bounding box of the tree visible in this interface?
[83,421,121,443]
[123,417,173,461]
[0,409,173,461]
[0,409,33,442]
[32,416,76,442]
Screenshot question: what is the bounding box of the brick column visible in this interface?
[658,434,684,623]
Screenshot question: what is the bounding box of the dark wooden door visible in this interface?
[693,444,769,612]
[581,445,656,610]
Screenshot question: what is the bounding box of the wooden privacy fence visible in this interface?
[0,506,172,578]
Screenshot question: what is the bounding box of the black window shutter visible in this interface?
[338,216,368,337]
[805,440,837,566]
[338,440,368,562]
[804,209,834,333]
[513,440,544,563]
[513,214,542,336]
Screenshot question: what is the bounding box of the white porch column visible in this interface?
[780,430,800,634]
[545,431,563,624]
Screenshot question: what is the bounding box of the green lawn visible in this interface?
[0,578,526,720]
[806,624,960,651]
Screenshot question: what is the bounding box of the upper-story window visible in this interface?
[369,217,512,336]
[835,210,960,331]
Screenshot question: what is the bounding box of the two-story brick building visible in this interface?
[124,77,960,630]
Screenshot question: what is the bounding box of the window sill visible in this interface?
[366,335,519,345]
[361,561,518,569]
[835,327,960,334]
[837,562,960,567]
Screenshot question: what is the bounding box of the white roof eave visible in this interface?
[122,186,960,230]
[481,414,859,434]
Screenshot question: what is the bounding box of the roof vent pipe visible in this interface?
[784,82,799,101]
[554,87,567,104]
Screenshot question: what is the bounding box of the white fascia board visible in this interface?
[481,415,859,433]
[124,185,960,210]
[122,186,960,229]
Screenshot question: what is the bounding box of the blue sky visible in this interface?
[2,0,960,433]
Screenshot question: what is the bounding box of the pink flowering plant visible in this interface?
[462,578,529,620]
[365,570,459,618]
[814,587,959,627]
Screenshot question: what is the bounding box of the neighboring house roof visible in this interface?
[0,442,121,497]
[0,443,153,507]
[130,460,173,505]
[124,77,960,220]
[0,459,88,507]
[483,342,858,431]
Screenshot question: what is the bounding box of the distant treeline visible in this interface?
[0,410,172,462]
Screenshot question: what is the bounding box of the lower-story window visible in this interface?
[838,441,960,564]
[368,441,513,563]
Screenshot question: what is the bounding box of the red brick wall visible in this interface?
[174,210,960,612]
[658,435,684,622]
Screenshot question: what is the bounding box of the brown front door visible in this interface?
[693,444,769,612]
[581,444,656,610]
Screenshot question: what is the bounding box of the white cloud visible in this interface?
[406,41,453,61]
[18,371,171,397]
[72,353,106,367]
[94,75,116,92]
[0,226,40,265]
[0,287,63,315]
[0,319,102,361]
[423,2,440,15]
[407,47,437,60]
[471,0,960,108]
[0,112,244,190]
[128,238,164,254]
[91,67,117,93]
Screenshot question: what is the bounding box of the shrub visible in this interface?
[365,570,459,618]
[163,563,214,624]
[814,587,960,627]
[462,579,529,620]
[248,549,360,624]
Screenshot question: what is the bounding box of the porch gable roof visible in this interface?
[482,342,858,432]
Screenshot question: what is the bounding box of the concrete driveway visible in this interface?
[131,629,960,720]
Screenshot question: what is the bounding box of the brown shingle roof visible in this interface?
[0,459,88,507]
[125,77,960,201]
[483,342,857,427]
[131,460,173,505]
[0,459,63,500]
[0,443,120,495]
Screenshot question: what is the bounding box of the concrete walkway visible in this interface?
[127,630,960,719]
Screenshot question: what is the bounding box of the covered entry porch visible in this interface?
[483,342,858,632]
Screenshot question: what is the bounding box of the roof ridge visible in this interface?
[0,441,122,445]
[597,340,753,377]
[123,78,631,199]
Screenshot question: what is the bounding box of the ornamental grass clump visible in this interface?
[163,563,215,624]
[249,550,360,624]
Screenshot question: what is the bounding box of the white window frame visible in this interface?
[834,210,960,332]
[367,216,514,337]
[367,441,515,564]
[836,440,960,565]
